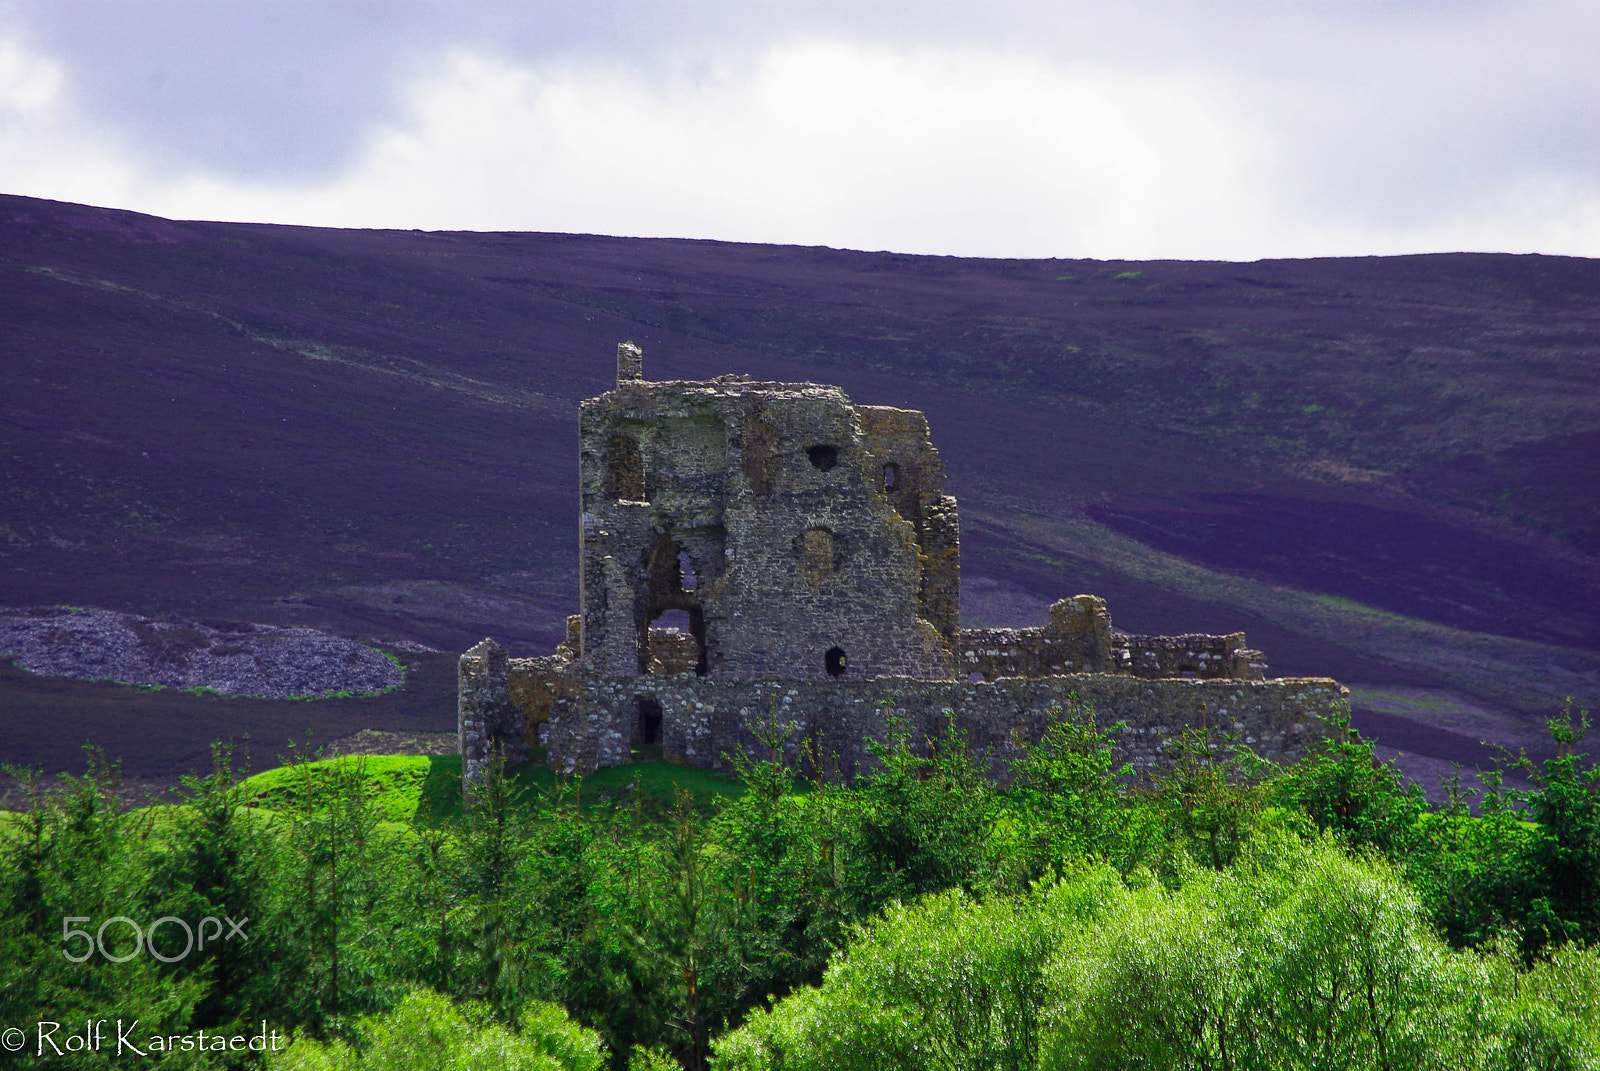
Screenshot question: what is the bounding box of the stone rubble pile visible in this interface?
[0,605,403,699]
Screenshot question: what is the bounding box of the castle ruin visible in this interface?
[458,343,1345,788]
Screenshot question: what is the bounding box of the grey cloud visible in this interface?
[7,0,1599,248]
[11,1,427,178]
[8,1,798,179]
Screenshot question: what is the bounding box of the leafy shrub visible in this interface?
[269,988,605,1071]
[713,834,1600,1071]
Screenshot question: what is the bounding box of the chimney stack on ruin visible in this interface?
[617,340,644,387]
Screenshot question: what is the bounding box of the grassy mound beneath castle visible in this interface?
[234,749,745,826]
[416,751,744,823]
[241,754,433,823]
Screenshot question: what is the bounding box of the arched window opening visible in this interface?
[825,647,847,677]
[883,463,899,490]
[807,444,839,471]
[678,549,699,591]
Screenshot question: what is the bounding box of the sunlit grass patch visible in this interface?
[1307,592,1413,622]
[240,754,431,824]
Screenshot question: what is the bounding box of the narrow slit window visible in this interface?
[825,647,847,677]
[678,549,698,591]
[883,463,899,490]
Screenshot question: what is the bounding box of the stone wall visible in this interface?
[961,597,1265,683]
[541,671,1343,779]
[855,405,961,651]
[646,627,700,676]
[457,638,529,792]
[1116,633,1267,681]
[960,595,1116,680]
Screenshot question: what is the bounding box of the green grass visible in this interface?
[1306,592,1412,623]
[418,750,745,825]
[3,750,746,830]
[228,749,746,827]
[1346,685,1463,716]
[241,755,432,824]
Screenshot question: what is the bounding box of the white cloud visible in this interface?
[0,33,60,111]
[4,27,1600,260]
[131,43,1283,259]
[0,33,145,208]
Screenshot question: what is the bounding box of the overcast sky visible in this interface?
[3,1,1597,260]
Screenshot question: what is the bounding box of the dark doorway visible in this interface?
[825,646,847,677]
[637,696,663,745]
[807,444,839,470]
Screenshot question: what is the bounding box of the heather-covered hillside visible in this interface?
[2,194,1596,782]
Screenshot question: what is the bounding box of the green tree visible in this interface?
[633,792,737,1071]
[0,755,206,1068]
[270,749,387,1037]
[715,876,1111,1071]
[145,743,276,1029]
[843,706,994,914]
[1149,722,1276,872]
[714,706,846,1008]
[1271,702,1426,855]
[453,747,548,1019]
[1513,703,1600,948]
[1003,700,1153,881]
[715,832,1600,1071]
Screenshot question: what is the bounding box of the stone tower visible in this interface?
[577,342,961,682]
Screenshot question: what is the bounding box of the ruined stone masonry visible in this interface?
[459,343,1344,791]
